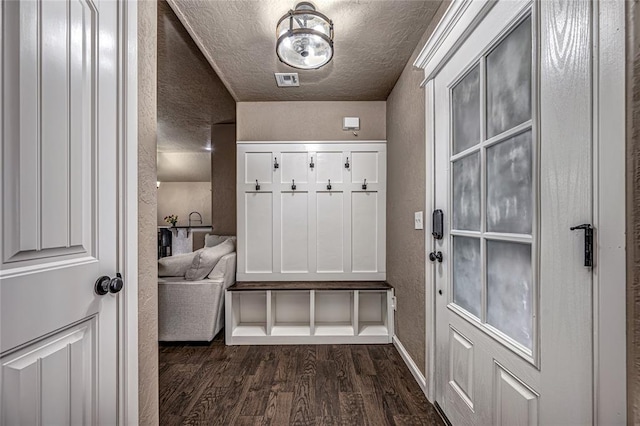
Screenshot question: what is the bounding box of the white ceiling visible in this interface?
[167,0,444,102]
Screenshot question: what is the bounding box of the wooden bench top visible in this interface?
[228,281,393,291]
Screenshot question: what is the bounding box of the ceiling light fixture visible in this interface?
[276,2,334,70]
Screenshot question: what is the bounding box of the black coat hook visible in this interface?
[362,179,367,190]
[345,157,350,169]
[291,179,296,190]
[274,157,279,169]
[255,179,260,191]
[327,179,332,190]
[310,156,315,169]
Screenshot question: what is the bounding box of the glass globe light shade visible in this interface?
[276,3,334,70]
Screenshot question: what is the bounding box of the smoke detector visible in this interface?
[275,72,300,87]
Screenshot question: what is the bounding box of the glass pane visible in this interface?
[453,153,481,231]
[452,236,482,318]
[487,240,533,349]
[486,17,532,138]
[486,131,533,234]
[452,65,481,154]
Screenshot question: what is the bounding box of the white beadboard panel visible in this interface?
[351,151,379,184]
[316,191,344,273]
[1,319,95,426]
[281,192,309,273]
[449,327,474,409]
[281,152,309,184]
[2,0,95,263]
[315,152,344,184]
[245,192,273,273]
[244,152,273,184]
[494,362,538,426]
[351,191,378,272]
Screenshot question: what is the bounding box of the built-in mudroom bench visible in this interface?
[225,281,394,345]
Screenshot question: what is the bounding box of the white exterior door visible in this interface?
[1,0,120,424]
[431,1,593,424]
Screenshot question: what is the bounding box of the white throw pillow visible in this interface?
[185,239,234,281]
[204,234,237,248]
[158,249,203,277]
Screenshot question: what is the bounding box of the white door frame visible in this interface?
[415,0,626,423]
[120,0,139,423]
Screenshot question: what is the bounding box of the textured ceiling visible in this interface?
[167,0,443,101]
[158,0,236,153]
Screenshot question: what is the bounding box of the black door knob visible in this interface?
[95,273,124,295]
[429,251,443,263]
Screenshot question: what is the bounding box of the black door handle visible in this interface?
[570,224,593,267]
[95,273,124,295]
[429,251,443,263]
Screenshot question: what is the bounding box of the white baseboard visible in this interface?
[393,335,427,397]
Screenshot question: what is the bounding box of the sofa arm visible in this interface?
[207,252,236,289]
[158,250,201,277]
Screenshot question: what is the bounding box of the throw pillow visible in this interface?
[185,239,234,281]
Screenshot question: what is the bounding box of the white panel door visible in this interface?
[1,0,120,424]
[431,1,593,424]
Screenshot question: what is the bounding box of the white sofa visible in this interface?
[158,237,236,342]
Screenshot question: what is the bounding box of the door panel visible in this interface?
[1,320,95,425]
[432,1,592,424]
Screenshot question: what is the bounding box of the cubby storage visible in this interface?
[314,291,354,336]
[358,291,389,336]
[230,291,267,337]
[225,282,393,345]
[271,291,311,336]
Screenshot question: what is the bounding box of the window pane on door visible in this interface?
[486,130,533,234]
[453,153,481,231]
[486,17,532,138]
[452,236,482,318]
[452,65,481,154]
[486,240,533,349]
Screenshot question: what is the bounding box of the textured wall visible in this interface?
[627,1,640,423]
[386,1,449,376]
[237,101,386,141]
[211,124,237,235]
[157,182,212,227]
[157,152,211,182]
[138,1,159,424]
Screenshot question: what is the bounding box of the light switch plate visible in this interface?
[414,211,424,230]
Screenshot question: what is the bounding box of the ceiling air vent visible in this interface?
[275,73,300,87]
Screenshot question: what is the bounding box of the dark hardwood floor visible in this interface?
[159,332,445,425]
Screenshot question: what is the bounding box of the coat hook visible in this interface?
[327,179,332,190]
[291,179,296,190]
[310,156,315,169]
[255,179,260,191]
[362,179,367,190]
[274,157,279,169]
[345,157,350,169]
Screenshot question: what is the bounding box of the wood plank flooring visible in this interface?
[159,333,444,425]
